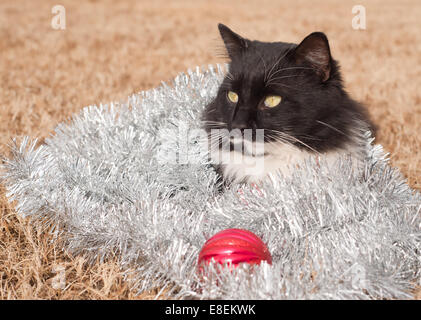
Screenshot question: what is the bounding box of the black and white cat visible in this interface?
[202,24,373,184]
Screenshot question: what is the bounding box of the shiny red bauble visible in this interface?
[198,228,272,270]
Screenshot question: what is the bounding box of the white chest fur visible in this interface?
[211,139,360,184]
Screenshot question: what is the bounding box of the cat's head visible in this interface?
[203,24,369,154]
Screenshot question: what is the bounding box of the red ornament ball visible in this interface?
[198,228,272,269]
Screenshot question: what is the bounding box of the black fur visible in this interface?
[202,24,373,154]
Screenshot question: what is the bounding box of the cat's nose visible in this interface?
[231,119,257,131]
[231,121,249,130]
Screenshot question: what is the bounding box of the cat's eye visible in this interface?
[227,91,239,103]
[264,95,282,108]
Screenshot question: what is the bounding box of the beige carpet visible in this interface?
[0,0,420,299]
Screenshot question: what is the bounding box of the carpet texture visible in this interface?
[0,0,420,299]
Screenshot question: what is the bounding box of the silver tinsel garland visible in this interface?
[1,65,420,299]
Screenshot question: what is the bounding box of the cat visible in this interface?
[201,24,374,184]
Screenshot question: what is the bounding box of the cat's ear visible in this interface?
[294,32,332,82]
[218,23,249,59]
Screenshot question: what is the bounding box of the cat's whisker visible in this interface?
[225,72,235,81]
[267,66,315,80]
[207,131,224,140]
[202,120,228,127]
[266,132,296,145]
[256,50,269,83]
[267,129,320,154]
[205,125,228,130]
[207,137,226,150]
[208,139,225,150]
[268,130,322,142]
[316,120,346,136]
[266,74,304,86]
[266,47,293,82]
[295,134,324,141]
[206,125,228,129]
[265,134,291,146]
[207,131,230,145]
